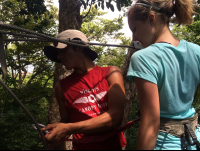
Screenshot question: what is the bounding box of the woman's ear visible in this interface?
[148,13,156,26]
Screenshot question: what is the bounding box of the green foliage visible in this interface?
[81,6,131,68]
[0,0,57,149]
[125,94,139,150]
[0,74,52,150]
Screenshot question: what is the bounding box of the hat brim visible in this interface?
[43,45,62,63]
[43,45,98,63]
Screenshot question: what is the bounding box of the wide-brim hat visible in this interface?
[43,30,97,63]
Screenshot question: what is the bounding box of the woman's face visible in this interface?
[128,15,156,48]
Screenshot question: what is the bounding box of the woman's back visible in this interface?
[155,40,200,119]
[128,40,200,119]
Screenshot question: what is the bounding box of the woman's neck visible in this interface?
[155,26,180,47]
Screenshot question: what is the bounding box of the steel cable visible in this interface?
[3,39,51,42]
[0,22,142,50]
[0,30,47,39]
[0,23,89,48]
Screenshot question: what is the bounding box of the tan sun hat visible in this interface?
[43,30,97,63]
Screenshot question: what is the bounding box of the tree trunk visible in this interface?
[121,47,138,149]
[48,0,82,150]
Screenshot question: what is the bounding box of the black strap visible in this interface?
[184,123,200,150]
[185,123,198,145]
[181,134,188,150]
[196,141,200,150]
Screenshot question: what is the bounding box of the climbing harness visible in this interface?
[0,22,142,149]
[159,113,200,150]
[133,103,200,150]
[130,114,200,150]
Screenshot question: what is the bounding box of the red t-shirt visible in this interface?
[59,65,126,150]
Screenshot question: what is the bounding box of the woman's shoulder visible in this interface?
[183,39,200,47]
[183,40,200,55]
[182,40,200,51]
[131,45,161,61]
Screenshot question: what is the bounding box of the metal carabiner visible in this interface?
[32,123,50,135]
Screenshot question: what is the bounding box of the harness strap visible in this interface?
[181,134,188,150]
[160,113,200,150]
[160,113,198,138]
[196,141,200,150]
[184,123,200,150]
[185,123,198,145]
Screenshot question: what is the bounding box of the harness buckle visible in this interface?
[185,123,198,146]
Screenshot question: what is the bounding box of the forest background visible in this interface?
[0,0,200,150]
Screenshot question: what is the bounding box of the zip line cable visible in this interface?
[0,22,143,50]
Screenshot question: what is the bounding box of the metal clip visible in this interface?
[32,123,50,135]
[185,123,198,146]
[132,41,143,50]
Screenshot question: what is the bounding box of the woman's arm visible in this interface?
[134,77,160,150]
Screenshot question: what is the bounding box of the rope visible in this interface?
[3,39,51,42]
[0,30,46,39]
[0,23,89,48]
[3,38,137,49]
[0,79,48,150]
[0,22,142,50]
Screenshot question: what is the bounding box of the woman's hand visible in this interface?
[40,123,71,145]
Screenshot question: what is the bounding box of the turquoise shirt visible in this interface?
[127,40,200,149]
